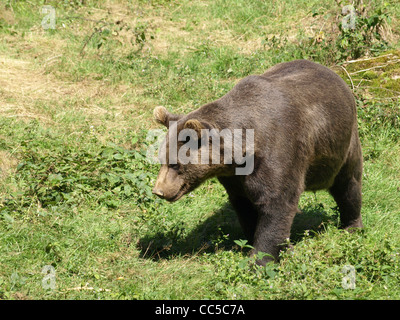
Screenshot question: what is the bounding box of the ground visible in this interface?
[0,0,399,300]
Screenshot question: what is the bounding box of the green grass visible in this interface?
[0,0,400,300]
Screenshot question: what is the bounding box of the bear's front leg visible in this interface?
[251,201,298,265]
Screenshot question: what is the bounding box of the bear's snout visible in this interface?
[152,165,188,202]
[152,187,164,198]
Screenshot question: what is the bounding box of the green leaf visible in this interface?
[124,184,132,196]
[113,153,124,160]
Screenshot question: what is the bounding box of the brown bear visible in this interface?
[152,59,363,265]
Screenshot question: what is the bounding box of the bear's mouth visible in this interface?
[166,183,189,202]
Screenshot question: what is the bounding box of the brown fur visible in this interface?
[152,60,363,265]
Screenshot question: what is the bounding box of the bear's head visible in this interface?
[151,106,237,202]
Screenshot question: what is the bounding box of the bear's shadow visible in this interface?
[137,202,338,261]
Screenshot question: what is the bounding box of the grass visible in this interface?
[0,0,399,300]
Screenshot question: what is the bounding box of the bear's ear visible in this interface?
[153,106,182,127]
[184,119,210,139]
[153,106,169,126]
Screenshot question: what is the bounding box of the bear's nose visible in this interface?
[152,188,164,198]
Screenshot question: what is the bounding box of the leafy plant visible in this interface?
[1,123,157,212]
[336,1,389,60]
[78,17,154,57]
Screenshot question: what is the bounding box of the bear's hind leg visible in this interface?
[329,175,363,231]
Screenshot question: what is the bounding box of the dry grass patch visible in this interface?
[0,54,147,132]
[0,150,18,180]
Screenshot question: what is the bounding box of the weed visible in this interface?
[335,1,390,60]
[0,121,157,213]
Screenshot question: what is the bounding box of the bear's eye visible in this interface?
[168,163,180,171]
